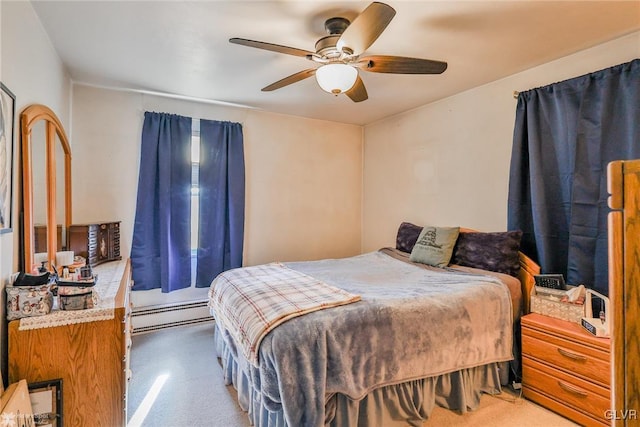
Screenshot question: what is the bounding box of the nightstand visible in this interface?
[521,313,611,427]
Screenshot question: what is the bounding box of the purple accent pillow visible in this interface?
[396,222,423,253]
[451,230,523,277]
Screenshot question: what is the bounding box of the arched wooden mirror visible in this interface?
[21,104,71,272]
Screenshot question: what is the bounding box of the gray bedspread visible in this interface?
[214,249,513,427]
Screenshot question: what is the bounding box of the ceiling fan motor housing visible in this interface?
[315,17,354,58]
[316,35,348,58]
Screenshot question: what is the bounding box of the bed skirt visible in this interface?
[215,325,508,427]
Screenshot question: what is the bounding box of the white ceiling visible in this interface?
[31,1,640,125]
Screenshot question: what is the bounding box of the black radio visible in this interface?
[534,274,566,290]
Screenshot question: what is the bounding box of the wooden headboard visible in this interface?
[518,251,540,315]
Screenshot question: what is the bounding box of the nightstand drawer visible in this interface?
[522,330,609,387]
[523,357,610,424]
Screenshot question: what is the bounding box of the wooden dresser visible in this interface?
[69,222,122,267]
[522,313,611,426]
[9,259,133,427]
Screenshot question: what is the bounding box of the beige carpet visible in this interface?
[426,390,579,426]
[128,323,579,427]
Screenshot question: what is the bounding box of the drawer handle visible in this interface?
[557,380,588,398]
[557,347,587,362]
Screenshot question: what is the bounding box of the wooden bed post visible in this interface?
[607,159,640,426]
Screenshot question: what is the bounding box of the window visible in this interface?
[190,119,200,286]
[132,113,243,292]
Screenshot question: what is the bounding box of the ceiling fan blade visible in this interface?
[359,55,448,74]
[337,2,396,55]
[345,75,368,102]
[230,38,314,58]
[262,69,317,91]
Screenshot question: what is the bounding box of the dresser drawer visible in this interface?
[522,328,609,387]
[523,357,610,424]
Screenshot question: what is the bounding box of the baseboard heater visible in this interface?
[131,300,214,335]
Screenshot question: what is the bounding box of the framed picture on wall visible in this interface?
[0,82,16,233]
[28,378,63,427]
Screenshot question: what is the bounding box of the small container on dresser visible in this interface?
[521,313,611,427]
[69,221,121,267]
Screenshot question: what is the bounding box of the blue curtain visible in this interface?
[131,112,192,292]
[508,59,640,295]
[195,119,245,287]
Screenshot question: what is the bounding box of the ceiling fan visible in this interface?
[230,1,447,102]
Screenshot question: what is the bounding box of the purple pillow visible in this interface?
[451,230,523,277]
[396,222,423,253]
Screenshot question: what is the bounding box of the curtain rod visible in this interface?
[513,91,519,99]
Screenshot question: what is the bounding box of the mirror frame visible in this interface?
[21,104,72,272]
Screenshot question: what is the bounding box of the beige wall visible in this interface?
[361,32,640,252]
[0,1,71,384]
[71,85,363,307]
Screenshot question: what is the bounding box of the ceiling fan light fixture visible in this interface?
[315,63,357,94]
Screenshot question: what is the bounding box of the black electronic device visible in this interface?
[534,274,567,290]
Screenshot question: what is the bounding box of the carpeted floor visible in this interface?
[127,322,579,427]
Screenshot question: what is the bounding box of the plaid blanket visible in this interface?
[209,262,361,365]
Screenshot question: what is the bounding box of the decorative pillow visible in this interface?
[396,222,424,253]
[409,226,460,267]
[451,230,523,277]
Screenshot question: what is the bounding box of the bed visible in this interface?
[208,224,540,427]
